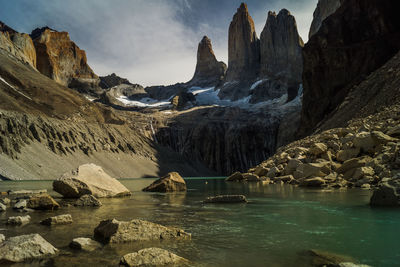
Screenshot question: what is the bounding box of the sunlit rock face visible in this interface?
[260,9,304,83]
[31,27,100,93]
[301,0,400,135]
[0,21,36,68]
[308,0,342,39]
[188,36,226,88]
[225,3,260,82]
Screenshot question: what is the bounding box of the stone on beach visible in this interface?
[69,237,102,251]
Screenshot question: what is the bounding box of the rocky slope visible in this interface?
[31,27,101,95]
[308,0,342,39]
[260,9,304,82]
[0,21,36,68]
[301,0,400,136]
[99,73,132,89]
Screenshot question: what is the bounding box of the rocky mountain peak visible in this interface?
[99,73,133,89]
[0,21,17,34]
[260,8,304,82]
[225,2,260,82]
[309,0,342,39]
[189,36,226,87]
[30,26,58,40]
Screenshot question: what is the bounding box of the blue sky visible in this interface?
[0,0,317,86]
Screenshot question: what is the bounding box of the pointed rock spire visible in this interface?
[260,9,304,82]
[189,36,226,86]
[225,2,260,81]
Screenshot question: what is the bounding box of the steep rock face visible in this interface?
[309,0,342,39]
[260,9,304,82]
[0,21,36,68]
[225,3,259,82]
[188,36,226,87]
[301,0,400,135]
[31,27,99,92]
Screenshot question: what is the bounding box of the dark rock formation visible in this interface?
[188,36,226,87]
[260,9,304,82]
[171,91,195,110]
[31,27,100,93]
[204,195,247,203]
[225,3,259,82]
[370,179,400,206]
[142,172,187,192]
[99,73,132,89]
[309,0,342,39]
[301,0,400,135]
[0,21,36,68]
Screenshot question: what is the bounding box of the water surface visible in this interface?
[0,178,399,266]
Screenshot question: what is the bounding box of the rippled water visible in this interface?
[0,178,399,267]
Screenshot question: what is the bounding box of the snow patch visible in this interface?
[117,96,171,108]
[0,76,32,100]
[250,79,267,91]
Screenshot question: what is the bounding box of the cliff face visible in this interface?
[225,3,260,82]
[31,27,100,93]
[188,36,226,87]
[0,21,36,68]
[309,0,342,39]
[301,0,400,135]
[260,9,304,82]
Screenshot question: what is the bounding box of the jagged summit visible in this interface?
[188,36,226,87]
[30,26,58,39]
[0,21,17,34]
[260,8,304,82]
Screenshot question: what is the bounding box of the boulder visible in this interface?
[370,179,400,206]
[337,157,372,174]
[371,131,398,145]
[254,166,269,177]
[204,195,248,203]
[0,198,10,205]
[299,177,327,187]
[274,175,294,183]
[243,173,260,182]
[308,143,328,156]
[352,167,374,180]
[69,237,102,252]
[336,148,360,162]
[27,193,60,210]
[225,172,245,182]
[53,164,131,198]
[13,199,27,210]
[267,166,280,178]
[142,172,186,192]
[120,247,189,267]
[7,215,31,225]
[0,202,6,212]
[74,194,102,207]
[295,162,331,179]
[40,214,73,226]
[0,234,58,263]
[93,219,191,244]
[353,132,375,152]
[0,234,4,243]
[300,249,358,267]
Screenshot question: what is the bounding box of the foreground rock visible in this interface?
[27,193,60,210]
[13,199,27,210]
[53,164,131,198]
[299,249,369,267]
[370,179,400,206]
[69,237,102,252]
[94,219,191,244]
[0,203,6,212]
[204,195,248,203]
[7,215,31,226]
[74,194,102,207]
[0,234,58,263]
[142,172,186,192]
[120,247,189,267]
[40,214,73,226]
[0,234,5,243]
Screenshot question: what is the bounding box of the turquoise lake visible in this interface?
[0,178,399,266]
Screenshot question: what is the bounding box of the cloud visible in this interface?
[0,0,317,86]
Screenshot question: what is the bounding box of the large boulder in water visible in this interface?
[93,218,191,244]
[27,193,60,210]
[370,179,400,206]
[0,234,58,263]
[142,172,186,192]
[53,164,131,198]
[120,247,189,267]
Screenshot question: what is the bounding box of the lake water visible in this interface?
[0,178,399,267]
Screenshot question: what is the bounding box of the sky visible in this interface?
[0,0,318,86]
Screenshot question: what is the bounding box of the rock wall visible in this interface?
[31,27,100,93]
[308,0,342,39]
[188,36,226,87]
[301,0,400,136]
[260,9,304,82]
[0,22,36,68]
[225,3,260,82]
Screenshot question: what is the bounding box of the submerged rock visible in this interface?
[27,193,60,210]
[40,214,73,226]
[142,172,186,192]
[7,215,31,226]
[53,164,131,198]
[204,195,248,203]
[0,234,58,263]
[120,247,189,267]
[225,172,245,182]
[370,179,400,206]
[74,194,102,207]
[93,218,191,244]
[300,249,357,267]
[69,237,102,252]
